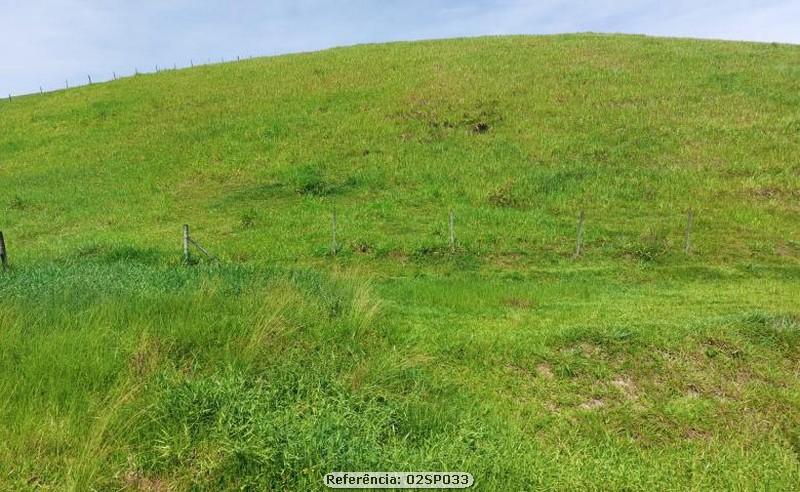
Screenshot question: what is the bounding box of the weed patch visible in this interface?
[284,164,360,197]
[398,98,501,140]
[739,312,800,352]
[621,227,672,262]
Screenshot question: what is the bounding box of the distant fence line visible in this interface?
[0,208,702,270]
[3,54,258,100]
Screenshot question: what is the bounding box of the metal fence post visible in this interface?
[183,225,190,263]
[0,231,8,271]
[574,210,585,258]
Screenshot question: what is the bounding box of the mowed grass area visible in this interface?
[1,34,799,490]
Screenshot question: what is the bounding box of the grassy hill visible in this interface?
[1,34,799,490]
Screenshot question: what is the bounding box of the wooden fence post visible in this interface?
[684,209,694,255]
[574,210,585,259]
[183,225,190,263]
[0,231,8,271]
[449,209,456,253]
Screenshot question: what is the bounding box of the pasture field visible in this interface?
[1,34,799,490]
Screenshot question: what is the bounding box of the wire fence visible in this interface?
[0,207,711,271]
[4,54,258,100]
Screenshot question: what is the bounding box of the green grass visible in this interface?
[1,34,799,490]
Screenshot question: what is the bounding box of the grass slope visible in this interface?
[1,34,799,490]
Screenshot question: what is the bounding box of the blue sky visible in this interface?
[2,0,799,96]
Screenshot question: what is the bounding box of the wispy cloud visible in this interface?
[1,1,797,96]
